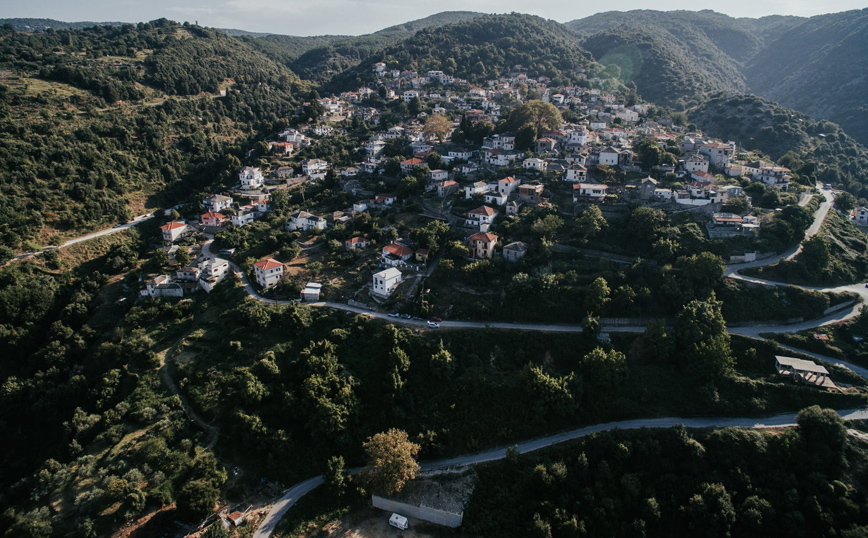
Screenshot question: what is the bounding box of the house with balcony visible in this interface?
[465,205,499,232]
[467,232,498,259]
[239,167,264,190]
[573,183,608,204]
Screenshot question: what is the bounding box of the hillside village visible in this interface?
[6,12,868,538]
[145,60,812,322]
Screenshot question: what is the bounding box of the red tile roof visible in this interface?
[383,243,414,257]
[160,221,186,230]
[468,205,498,216]
[468,232,498,243]
[254,258,283,270]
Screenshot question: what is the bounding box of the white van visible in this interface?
[389,513,409,530]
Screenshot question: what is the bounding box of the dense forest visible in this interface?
[464,408,868,537]
[580,28,744,107]
[283,11,484,83]
[327,14,593,92]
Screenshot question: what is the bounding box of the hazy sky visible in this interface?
[3,0,865,35]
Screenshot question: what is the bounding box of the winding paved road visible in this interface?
[219,185,868,537]
[6,211,157,265]
[253,407,868,538]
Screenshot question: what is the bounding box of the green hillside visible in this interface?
[281,11,485,82]
[566,9,868,145]
[328,13,592,91]
[0,19,306,249]
[688,93,868,197]
[0,18,127,32]
[580,27,744,107]
[743,9,868,146]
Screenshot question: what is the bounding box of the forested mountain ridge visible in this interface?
[565,9,868,145]
[0,19,308,251]
[285,11,487,83]
[580,28,745,107]
[328,14,593,92]
[743,9,868,146]
[0,18,127,32]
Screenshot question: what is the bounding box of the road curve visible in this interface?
[253,407,868,538]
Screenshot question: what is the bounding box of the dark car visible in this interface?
[430,316,443,322]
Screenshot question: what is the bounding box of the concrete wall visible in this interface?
[371,495,463,528]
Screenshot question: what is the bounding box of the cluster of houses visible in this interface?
[142,62,803,306]
[142,253,231,298]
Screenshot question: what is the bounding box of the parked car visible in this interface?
[427,321,440,328]
[401,314,412,320]
[429,316,443,322]
[388,312,400,318]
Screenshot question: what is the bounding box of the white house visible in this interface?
[523,158,548,172]
[160,221,189,243]
[491,176,521,196]
[203,194,233,213]
[564,164,588,183]
[287,210,327,232]
[254,258,284,288]
[598,147,622,167]
[698,142,734,168]
[502,241,528,262]
[302,159,328,178]
[682,154,710,173]
[345,236,371,250]
[465,181,491,199]
[400,157,425,175]
[484,191,508,206]
[239,167,264,190]
[231,209,256,227]
[144,275,184,298]
[429,169,449,182]
[382,243,415,266]
[403,90,420,102]
[372,267,403,298]
[197,258,230,293]
[573,183,608,204]
[855,206,868,226]
[465,205,498,231]
[445,148,473,163]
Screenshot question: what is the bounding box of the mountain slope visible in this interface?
[689,93,868,196]
[0,18,127,32]
[329,13,591,91]
[743,9,868,145]
[277,11,485,82]
[567,10,806,107]
[0,20,306,248]
[580,27,744,106]
[566,9,868,145]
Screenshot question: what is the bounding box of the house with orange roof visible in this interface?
[254,258,284,288]
[467,232,498,259]
[400,157,425,175]
[345,236,371,250]
[465,205,499,232]
[200,211,228,227]
[160,221,190,243]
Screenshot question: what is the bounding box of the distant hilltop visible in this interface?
[0,18,127,32]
